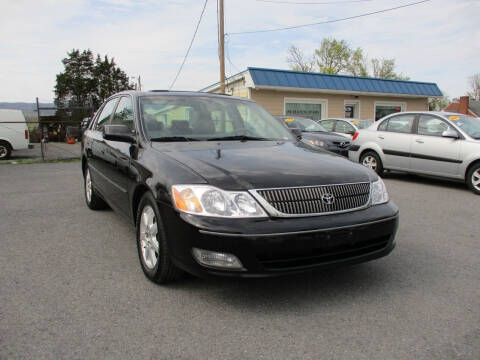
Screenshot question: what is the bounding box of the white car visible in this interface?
[0,109,32,160]
[318,118,374,139]
[348,111,480,194]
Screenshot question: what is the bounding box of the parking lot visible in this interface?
[0,162,479,359]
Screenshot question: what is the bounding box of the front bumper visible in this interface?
[328,147,349,157]
[158,201,399,278]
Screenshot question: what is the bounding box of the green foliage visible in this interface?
[429,90,450,111]
[287,38,408,80]
[54,49,133,112]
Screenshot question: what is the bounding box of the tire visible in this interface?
[136,192,183,284]
[0,141,12,160]
[360,151,384,176]
[84,166,108,210]
[466,163,480,195]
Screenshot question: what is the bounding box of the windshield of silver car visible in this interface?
[446,115,480,139]
[140,96,294,142]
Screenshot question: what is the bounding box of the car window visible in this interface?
[417,115,449,137]
[385,114,415,134]
[95,98,118,131]
[111,96,135,130]
[320,120,335,131]
[378,119,389,131]
[336,121,355,134]
[140,96,293,141]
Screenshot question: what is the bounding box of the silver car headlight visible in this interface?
[172,185,267,218]
[305,138,325,148]
[370,178,389,205]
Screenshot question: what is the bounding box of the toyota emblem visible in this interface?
[321,193,335,205]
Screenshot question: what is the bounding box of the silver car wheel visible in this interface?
[0,145,7,159]
[472,169,480,191]
[139,205,159,270]
[85,169,92,203]
[362,155,377,170]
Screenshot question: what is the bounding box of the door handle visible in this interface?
[378,136,384,140]
[415,139,424,144]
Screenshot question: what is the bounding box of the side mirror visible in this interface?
[442,129,459,139]
[291,128,302,140]
[103,124,136,143]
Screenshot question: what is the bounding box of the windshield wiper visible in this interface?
[150,136,201,142]
[206,135,273,141]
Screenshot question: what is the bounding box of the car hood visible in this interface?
[301,131,350,143]
[152,141,374,190]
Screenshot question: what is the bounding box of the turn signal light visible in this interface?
[352,132,359,141]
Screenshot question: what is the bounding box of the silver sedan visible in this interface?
[348,111,480,194]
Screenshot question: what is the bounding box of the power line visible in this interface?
[225,34,242,75]
[257,0,374,4]
[228,0,431,35]
[168,0,209,90]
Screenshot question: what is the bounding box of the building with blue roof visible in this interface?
[201,67,442,121]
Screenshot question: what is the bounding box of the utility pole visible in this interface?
[219,0,226,94]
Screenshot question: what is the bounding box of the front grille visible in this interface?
[255,182,370,215]
[257,235,390,270]
[332,140,351,148]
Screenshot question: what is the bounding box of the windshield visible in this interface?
[352,120,373,129]
[444,114,480,139]
[284,117,327,132]
[140,96,293,142]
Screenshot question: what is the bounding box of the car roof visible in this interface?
[113,90,254,102]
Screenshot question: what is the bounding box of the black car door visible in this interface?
[87,97,119,198]
[100,96,136,216]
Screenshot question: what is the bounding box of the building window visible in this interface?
[344,100,360,118]
[374,102,406,121]
[284,98,327,120]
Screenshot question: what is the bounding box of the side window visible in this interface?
[335,121,355,134]
[378,119,388,131]
[95,98,118,131]
[417,115,449,137]
[320,120,335,131]
[385,114,415,134]
[111,97,134,130]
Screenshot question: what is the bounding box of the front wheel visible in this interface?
[360,151,384,176]
[466,163,480,195]
[136,192,183,284]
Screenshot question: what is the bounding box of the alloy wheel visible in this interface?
[472,169,480,192]
[139,205,159,269]
[362,155,377,171]
[0,145,7,159]
[85,169,92,203]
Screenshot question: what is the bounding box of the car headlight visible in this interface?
[370,177,389,205]
[305,138,325,147]
[172,185,267,218]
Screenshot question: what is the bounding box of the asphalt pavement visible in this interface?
[0,162,479,360]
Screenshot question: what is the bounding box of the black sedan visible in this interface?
[82,91,398,284]
[275,116,351,156]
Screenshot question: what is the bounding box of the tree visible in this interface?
[314,38,352,74]
[428,90,449,111]
[286,45,314,72]
[286,38,408,80]
[468,73,480,100]
[371,58,409,80]
[54,49,133,111]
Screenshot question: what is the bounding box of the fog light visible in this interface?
[192,248,244,270]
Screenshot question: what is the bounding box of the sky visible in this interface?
[1,0,479,103]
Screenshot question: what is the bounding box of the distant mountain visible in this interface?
[0,102,56,116]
